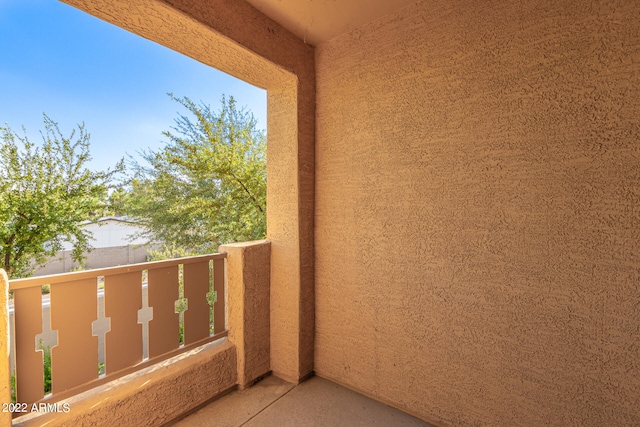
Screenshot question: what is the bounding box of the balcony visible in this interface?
[2,241,433,427]
[0,241,272,426]
[2,0,639,425]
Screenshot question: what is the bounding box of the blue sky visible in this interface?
[0,0,267,172]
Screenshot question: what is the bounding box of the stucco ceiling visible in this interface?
[244,0,417,45]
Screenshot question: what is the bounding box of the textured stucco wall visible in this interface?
[315,0,640,426]
[222,240,271,389]
[62,0,315,383]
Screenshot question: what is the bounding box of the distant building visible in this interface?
[60,216,149,250]
[35,217,154,276]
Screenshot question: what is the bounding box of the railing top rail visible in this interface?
[9,252,227,290]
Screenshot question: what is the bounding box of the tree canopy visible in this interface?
[123,94,266,256]
[0,115,123,278]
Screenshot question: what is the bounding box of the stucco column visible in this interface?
[62,0,315,384]
[0,269,11,426]
[220,240,271,389]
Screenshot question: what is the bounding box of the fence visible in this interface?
[8,253,226,414]
[31,244,156,277]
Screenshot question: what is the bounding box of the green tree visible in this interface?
[123,94,266,256]
[0,115,123,278]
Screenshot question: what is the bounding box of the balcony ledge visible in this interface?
[14,339,236,427]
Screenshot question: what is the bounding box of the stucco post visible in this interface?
[63,0,315,384]
[220,240,271,390]
[0,269,11,426]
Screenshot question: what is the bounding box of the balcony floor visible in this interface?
[171,374,434,427]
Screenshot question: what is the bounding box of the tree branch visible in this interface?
[228,171,263,214]
[3,234,15,274]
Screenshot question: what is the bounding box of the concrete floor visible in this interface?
[170,375,435,427]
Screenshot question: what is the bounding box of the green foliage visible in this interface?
[179,321,185,346]
[105,187,127,217]
[10,372,16,404]
[22,340,104,398]
[0,115,123,278]
[122,95,266,255]
[38,340,52,394]
[176,264,187,345]
[146,243,201,262]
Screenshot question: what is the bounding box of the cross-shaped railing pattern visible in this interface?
[8,253,226,413]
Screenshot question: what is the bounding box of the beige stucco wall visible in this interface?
[222,240,271,389]
[315,0,640,426]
